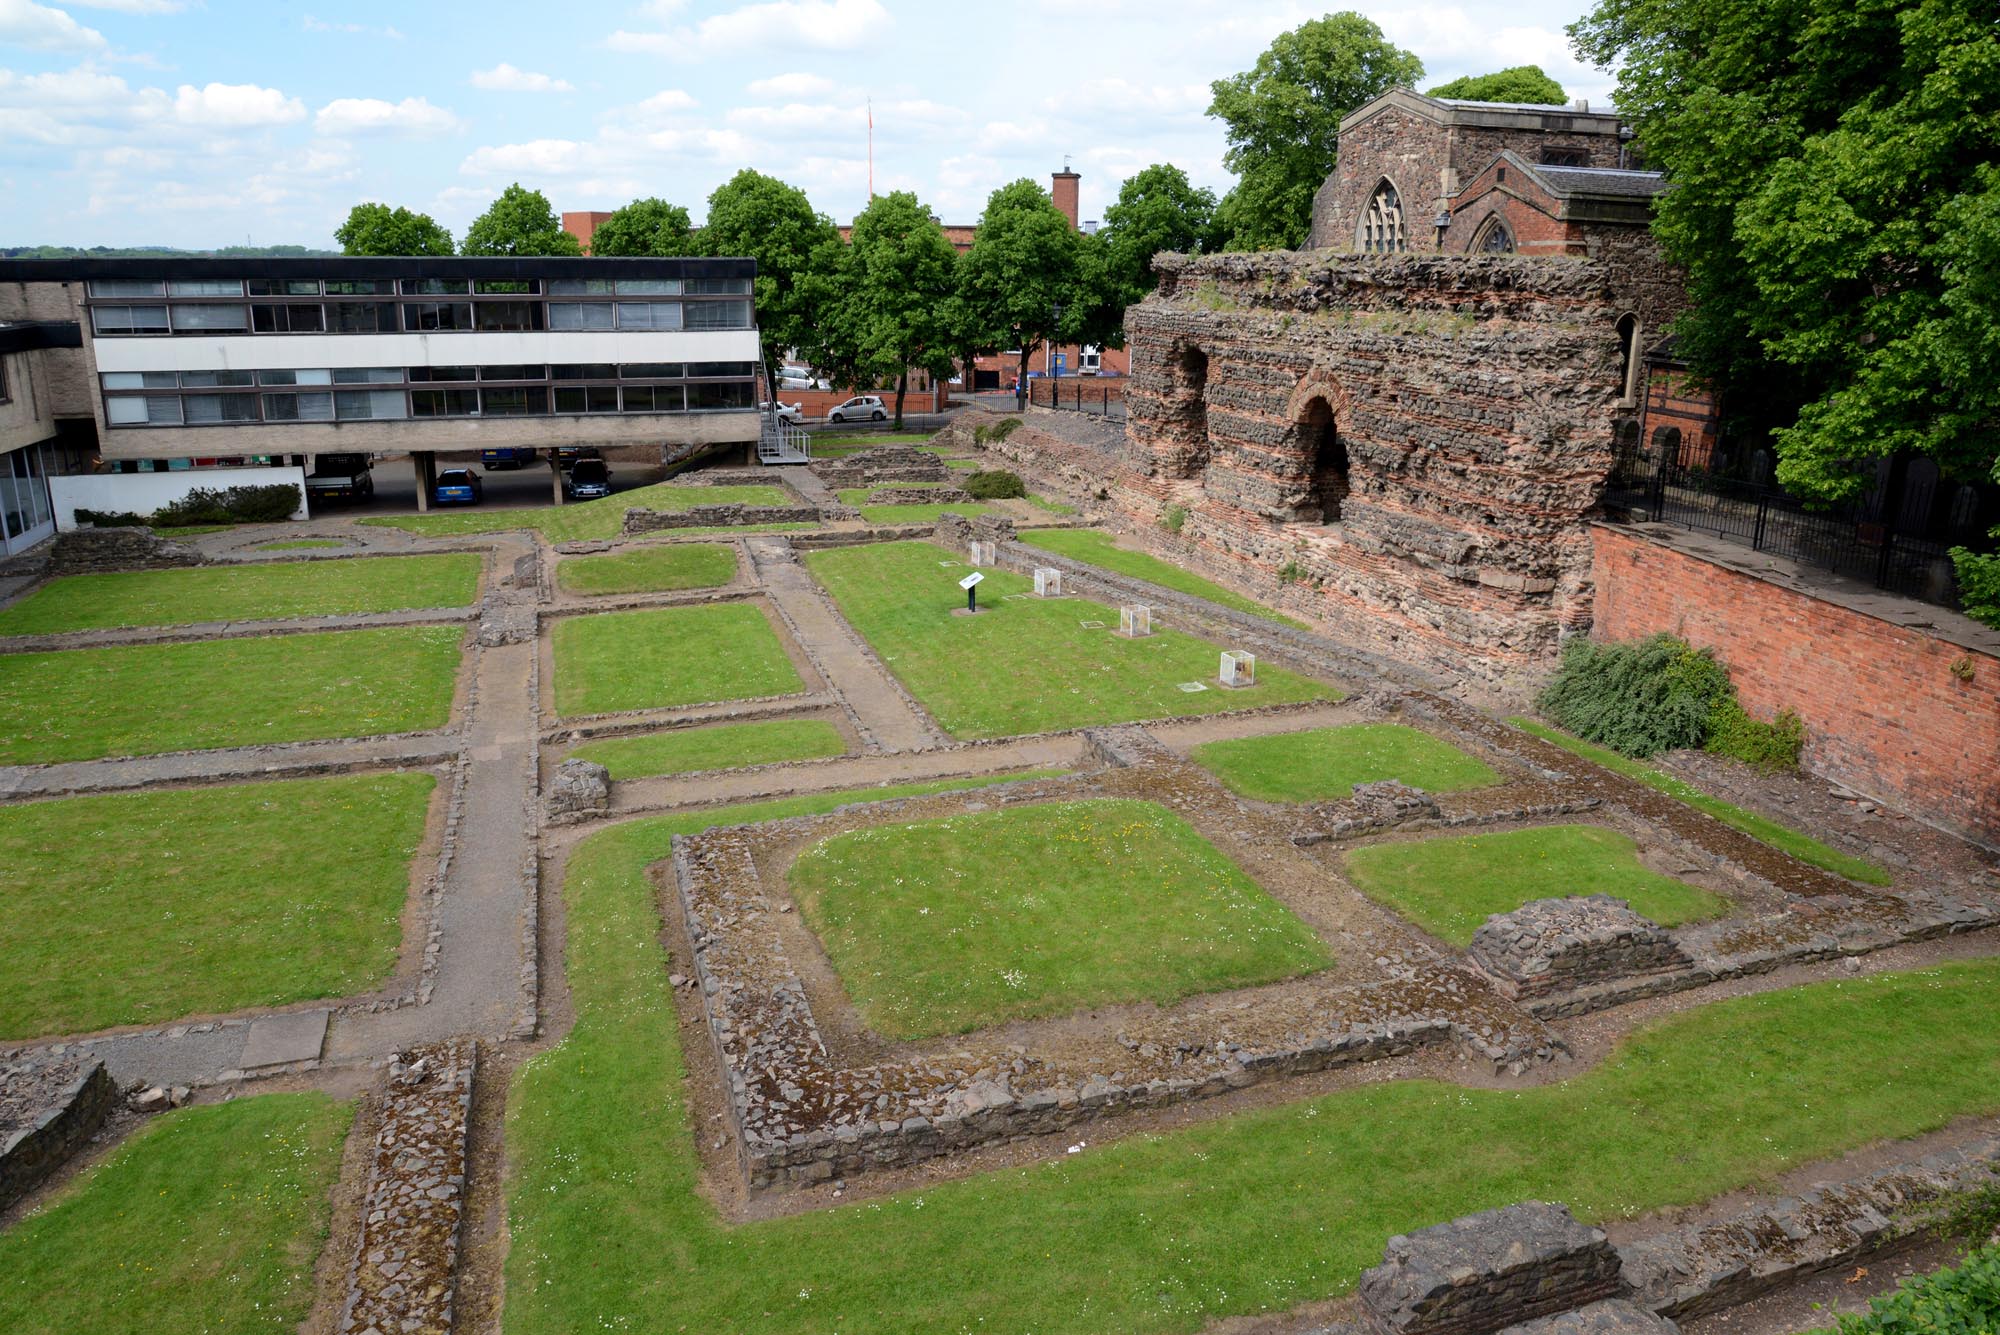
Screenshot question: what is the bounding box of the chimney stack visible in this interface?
[1051,166,1080,230]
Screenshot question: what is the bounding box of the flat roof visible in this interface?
[0,255,757,283]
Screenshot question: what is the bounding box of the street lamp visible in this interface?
[1047,301,1066,378]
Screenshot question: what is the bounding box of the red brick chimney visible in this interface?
[1050,169,1080,230]
[561,210,613,255]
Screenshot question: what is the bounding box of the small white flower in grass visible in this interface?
[1000,968,1026,989]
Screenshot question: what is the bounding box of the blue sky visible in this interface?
[0,0,1619,249]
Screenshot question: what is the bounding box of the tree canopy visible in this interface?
[459,184,583,257]
[699,170,841,383]
[1207,11,1423,251]
[823,191,958,426]
[955,179,1087,394]
[1425,65,1568,105]
[334,203,453,256]
[1571,0,2000,504]
[1099,163,1217,309]
[587,198,696,257]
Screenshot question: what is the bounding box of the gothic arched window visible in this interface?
[1359,181,1407,253]
[1472,216,1515,254]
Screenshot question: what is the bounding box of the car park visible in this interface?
[433,468,484,506]
[827,395,889,423]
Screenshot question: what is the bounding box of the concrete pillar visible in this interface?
[415,452,433,512]
[550,454,565,504]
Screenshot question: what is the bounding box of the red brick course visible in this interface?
[1590,525,2000,844]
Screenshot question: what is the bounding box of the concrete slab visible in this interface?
[238,1009,329,1069]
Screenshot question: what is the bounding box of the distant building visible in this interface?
[560,212,615,255]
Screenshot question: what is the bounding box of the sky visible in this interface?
[0,0,1621,250]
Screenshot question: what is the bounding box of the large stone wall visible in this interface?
[0,1055,117,1212]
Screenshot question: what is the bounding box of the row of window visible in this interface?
[101,363,758,391]
[90,298,753,336]
[105,380,756,427]
[87,277,750,298]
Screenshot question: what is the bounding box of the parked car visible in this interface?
[433,468,484,506]
[555,445,602,470]
[827,395,888,423]
[564,458,613,500]
[480,446,538,470]
[304,452,374,503]
[760,400,806,424]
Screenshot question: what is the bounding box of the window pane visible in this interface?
[335,389,407,420]
[620,363,684,379]
[615,278,681,295]
[252,303,325,332]
[329,301,397,333]
[333,367,403,384]
[552,363,616,380]
[408,366,476,383]
[556,385,621,413]
[475,302,541,332]
[401,278,468,295]
[684,277,751,295]
[410,389,479,417]
[404,303,473,331]
[168,279,244,297]
[325,279,396,295]
[548,303,614,331]
[248,280,322,296]
[184,393,259,423]
[481,386,548,415]
[684,300,749,330]
[92,305,170,335]
[549,279,614,295]
[687,361,755,378]
[616,301,681,330]
[621,385,655,412]
[688,381,753,409]
[263,392,334,421]
[475,279,539,294]
[88,279,164,298]
[480,365,544,381]
[102,372,146,390]
[179,370,254,387]
[105,396,148,424]
[170,304,250,331]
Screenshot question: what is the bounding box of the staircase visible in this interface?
[755,357,812,465]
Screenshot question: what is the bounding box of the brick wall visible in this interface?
[1591,524,2000,844]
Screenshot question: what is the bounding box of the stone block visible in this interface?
[545,758,612,823]
[1360,1202,1625,1335]
[1499,1299,1678,1335]
[1469,897,1694,1001]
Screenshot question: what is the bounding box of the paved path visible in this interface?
[0,732,461,800]
[0,604,473,654]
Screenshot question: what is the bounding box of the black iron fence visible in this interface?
[1036,381,1128,422]
[1603,440,1998,608]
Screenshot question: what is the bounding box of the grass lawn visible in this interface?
[790,798,1331,1039]
[1019,528,1310,629]
[836,486,1002,524]
[0,771,432,1038]
[804,540,1336,738]
[1028,493,1079,515]
[568,717,847,779]
[253,538,348,551]
[1343,824,1730,947]
[1510,717,1893,886]
[360,483,792,543]
[0,553,481,635]
[809,433,939,456]
[552,603,802,716]
[506,786,2000,1335]
[556,543,738,596]
[0,1094,352,1335]
[1191,724,1499,803]
[0,624,463,764]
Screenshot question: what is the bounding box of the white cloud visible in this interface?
[0,0,106,51]
[302,15,403,39]
[66,0,185,12]
[609,0,889,58]
[174,82,305,127]
[470,62,574,94]
[746,71,834,99]
[315,96,460,137]
[630,88,698,117]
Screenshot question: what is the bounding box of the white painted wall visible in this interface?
[89,329,762,373]
[49,465,307,530]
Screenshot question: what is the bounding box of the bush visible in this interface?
[987,416,1022,442]
[151,485,300,527]
[1705,699,1805,771]
[1160,503,1188,535]
[1832,1246,2000,1335]
[1953,543,2000,630]
[74,508,150,528]
[1538,634,1733,758]
[964,470,1026,500]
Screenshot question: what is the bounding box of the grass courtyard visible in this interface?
[836,485,1004,524]
[1019,528,1310,629]
[0,771,434,1038]
[789,798,1331,1038]
[505,785,2000,1335]
[555,542,739,596]
[804,541,1336,738]
[551,603,803,716]
[1343,824,1731,947]
[0,553,482,635]
[361,483,795,543]
[0,624,463,764]
[1191,724,1499,803]
[567,717,846,780]
[0,1093,353,1335]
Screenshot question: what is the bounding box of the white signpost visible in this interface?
[959,569,985,614]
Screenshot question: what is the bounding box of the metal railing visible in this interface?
[1035,381,1127,421]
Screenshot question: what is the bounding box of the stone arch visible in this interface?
[1650,424,1683,468]
[1358,178,1409,253]
[1300,396,1349,522]
[1470,215,1515,254]
[1164,342,1211,479]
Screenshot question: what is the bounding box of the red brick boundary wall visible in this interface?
[1029,377,1128,409]
[1590,524,2000,845]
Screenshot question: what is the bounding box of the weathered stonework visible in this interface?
[622,503,822,533]
[1469,896,1696,1000]
[1360,1202,1627,1335]
[1499,1300,1678,1335]
[0,1055,116,1212]
[864,485,974,506]
[544,758,610,823]
[47,525,205,573]
[810,445,953,491]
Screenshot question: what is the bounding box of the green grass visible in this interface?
[556,543,738,596]
[1191,724,1500,803]
[0,553,481,635]
[790,798,1331,1039]
[505,785,2000,1335]
[0,771,432,1038]
[1028,493,1079,515]
[552,603,802,716]
[836,486,1002,524]
[0,1094,353,1335]
[0,625,463,764]
[1509,717,1894,886]
[804,540,1336,738]
[253,538,348,551]
[809,433,939,455]
[1343,824,1730,947]
[360,483,792,543]
[151,523,235,536]
[1019,528,1310,629]
[568,717,847,779]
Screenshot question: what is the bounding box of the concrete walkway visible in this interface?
[0,732,461,800]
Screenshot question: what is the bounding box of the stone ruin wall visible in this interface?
[1104,250,1623,685]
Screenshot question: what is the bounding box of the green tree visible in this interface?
[697,170,841,388]
[1099,163,1217,309]
[334,203,454,256]
[1425,65,1568,105]
[587,198,696,257]
[460,183,583,257]
[1207,12,1423,250]
[824,192,958,428]
[956,179,1086,404]
[1570,0,2000,505]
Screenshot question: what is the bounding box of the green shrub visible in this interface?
[1953,543,2000,629]
[987,416,1023,441]
[1705,699,1805,771]
[1539,634,1733,758]
[150,485,302,528]
[964,469,1026,500]
[1160,503,1188,535]
[74,508,149,528]
[1832,1246,2000,1335]
[1277,559,1308,585]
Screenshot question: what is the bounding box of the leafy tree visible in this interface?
[588,198,696,257]
[956,179,1086,403]
[1099,163,1217,310]
[697,170,841,387]
[1425,65,1568,105]
[334,203,454,256]
[460,183,582,257]
[1570,0,2000,505]
[824,191,958,427]
[1207,12,1423,250]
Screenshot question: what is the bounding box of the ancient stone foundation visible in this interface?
[0,1055,117,1212]
[622,503,822,533]
[544,759,611,823]
[1469,897,1695,1000]
[47,526,205,573]
[810,445,953,490]
[1360,1202,1626,1335]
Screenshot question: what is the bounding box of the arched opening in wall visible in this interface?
[1650,424,1683,469]
[1358,180,1408,253]
[1471,216,1515,254]
[1615,313,1642,405]
[1300,396,1348,522]
[1609,418,1642,487]
[1170,344,1211,479]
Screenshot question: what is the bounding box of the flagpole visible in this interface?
[867,97,874,199]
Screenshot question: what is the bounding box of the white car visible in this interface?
[827,395,889,423]
[759,400,806,424]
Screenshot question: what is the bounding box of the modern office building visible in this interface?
[0,255,765,529]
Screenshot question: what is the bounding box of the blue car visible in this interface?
[433,467,484,506]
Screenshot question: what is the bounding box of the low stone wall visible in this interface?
[1360,1202,1626,1335]
[1469,897,1695,1001]
[0,1055,117,1212]
[622,503,822,533]
[337,1041,477,1335]
[1502,1300,1676,1335]
[810,445,953,491]
[47,526,205,573]
[865,485,973,506]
